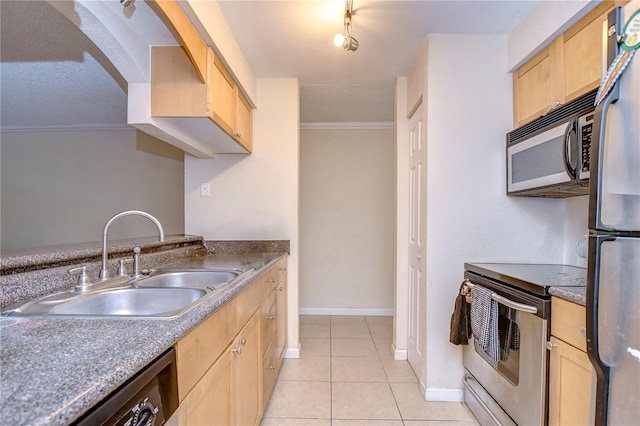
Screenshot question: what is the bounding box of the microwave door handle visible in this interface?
[563,119,578,179]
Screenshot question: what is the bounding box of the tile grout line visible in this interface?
[368,317,407,425]
[331,316,335,425]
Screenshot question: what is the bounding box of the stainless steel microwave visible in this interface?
[506,90,596,197]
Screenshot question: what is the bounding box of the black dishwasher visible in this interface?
[73,348,178,426]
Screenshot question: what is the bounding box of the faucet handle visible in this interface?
[69,266,92,292]
[117,259,134,277]
[133,247,142,277]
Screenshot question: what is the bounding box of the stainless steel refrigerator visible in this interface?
[587,2,640,425]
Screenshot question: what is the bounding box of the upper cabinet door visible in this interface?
[208,49,237,137]
[234,90,252,152]
[512,1,626,128]
[513,39,564,128]
[562,3,613,102]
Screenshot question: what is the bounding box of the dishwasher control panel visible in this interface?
[73,348,178,426]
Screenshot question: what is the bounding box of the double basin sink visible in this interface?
[3,270,242,319]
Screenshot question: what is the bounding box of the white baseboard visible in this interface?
[392,346,408,361]
[425,387,465,402]
[299,308,393,316]
[284,343,301,359]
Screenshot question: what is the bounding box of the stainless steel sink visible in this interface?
[4,288,208,318]
[2,268,243,319]
[134,269,240,289]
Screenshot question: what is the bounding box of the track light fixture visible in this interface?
[333,0,358,51]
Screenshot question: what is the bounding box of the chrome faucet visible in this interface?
[99,210,165,280]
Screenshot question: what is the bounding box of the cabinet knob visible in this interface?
[237,337,247,346]
[277,286,284,292]
[232,346,243,355]
[268,365,277,370]
[234,132,242,139]
[546,341,557,351]
[266,278,276,284]
[266,315,276,320]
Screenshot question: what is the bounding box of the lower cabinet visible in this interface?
[170,257,288,425]
[235,313,261,426]
[548,297,596,426]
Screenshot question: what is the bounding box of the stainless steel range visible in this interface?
[462,263,586,426]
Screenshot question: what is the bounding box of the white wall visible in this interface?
[400,34,567,401]
[299,128,395,314]
[1,129,184,250]
[563,196,590,268]
[394,77,410,360]
[184,78,300,356]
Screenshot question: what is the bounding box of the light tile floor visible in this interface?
[261,315,480,426]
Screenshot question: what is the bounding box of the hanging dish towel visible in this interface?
[470,285,500,362]
[449,281,472,345]
[499,312,521,361]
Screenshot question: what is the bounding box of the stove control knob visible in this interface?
[133,400,159,426]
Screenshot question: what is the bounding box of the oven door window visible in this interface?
[474,304,521,386]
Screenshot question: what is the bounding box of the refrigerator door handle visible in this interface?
[587,234,617,426]
[588,6,623,232]
[588,82,620,231]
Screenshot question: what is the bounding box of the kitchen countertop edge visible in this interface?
[549,286,586,306]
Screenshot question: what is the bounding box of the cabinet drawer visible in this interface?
[263,258,287,291]
[236,276,264,330]
[261,289,278,355]
[261,337,282,410]
[175,299,237,401]
[551,297,587,351]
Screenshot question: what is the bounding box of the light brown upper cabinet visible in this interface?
[513,1,627,128]
[513,39,564,128]
[148,0,253,154]
[149,0,207,83]
[151,46,253,153]
[235,91,253,152]
[208,52,237,138]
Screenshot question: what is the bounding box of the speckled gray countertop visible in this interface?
[549,286,586,306]
[0,252,287,426]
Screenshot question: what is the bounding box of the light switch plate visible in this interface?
[200,182,210,197]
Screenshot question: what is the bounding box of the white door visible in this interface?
[407,104,426,383]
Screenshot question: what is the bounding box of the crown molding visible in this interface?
[0,124,133,132]
[300,121,394,130]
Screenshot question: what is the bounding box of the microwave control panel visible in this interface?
[580,113,594,174]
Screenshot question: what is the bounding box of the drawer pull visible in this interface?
[266,278,276,284]
[268,365,277,370]
[266,315,276,320]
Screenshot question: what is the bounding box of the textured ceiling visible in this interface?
[219,0,539,123]
[0,1,128,130]
[0,0,539,130]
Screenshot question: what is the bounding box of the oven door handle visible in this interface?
[491,293,538,314]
